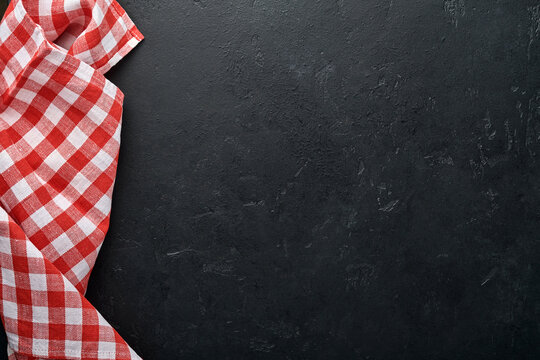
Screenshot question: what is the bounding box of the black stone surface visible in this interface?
[3,0,540,359]
[0,1,6,17]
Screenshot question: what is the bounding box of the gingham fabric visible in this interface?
[0,0,143,358]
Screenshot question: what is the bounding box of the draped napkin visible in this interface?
[0,0,143,358]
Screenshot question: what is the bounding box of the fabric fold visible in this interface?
[0,0,143,358]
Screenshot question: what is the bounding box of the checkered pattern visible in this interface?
[0,0,143,358]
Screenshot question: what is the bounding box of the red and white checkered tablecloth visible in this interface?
[0,0,144,358]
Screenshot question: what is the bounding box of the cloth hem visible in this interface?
[96,0,145,74]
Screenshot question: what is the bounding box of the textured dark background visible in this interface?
[3,0,540,359]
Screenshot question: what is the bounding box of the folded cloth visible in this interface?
[0,0,143,358]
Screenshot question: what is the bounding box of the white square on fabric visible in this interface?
[32,338,48,354]
[92,149,114,171]
[0,234,11,256]
[0,151,15,172]
[0,106,21,126]
[58,86,79,104]
[5,331,19,348]
[0,21,9,42]
[2,301,17,320]
[14,88,37,103]
[94,194,111,215]
[112,124,121,142]
[29,26,43,48]
[64,307,83,325]
[49,233,73,257]
[12,1,24,21]
[22,127,45,146]
[32,305,49,324]
[28,273,48,291]
[74,65,93,84]
[71,173,92,193]
[52,193,71,211]
[90,104,109,125]
[29,68,50,86]
[38,0,52,15]
[30,207,54,228]
[1,66,14,86]
[101,32,116,53]
[12,178,32,202]
[45,51,66,67]
[76,217,95,237]
[44,103,64,125]
[13,46,31,68]
[1,268,15,287]
[108,53,122,67]
[75,48,95,65]
[97,313,109,326]
[98,341,116,359]
[43,149,65,172]
[92,3,105,25]
[102,80,118,99]
[63,0,81,13]
[66,126,88,147]
[24,242,46,260]
[64,341,82,357]
[64,340,81,359]
[71,259,90,283]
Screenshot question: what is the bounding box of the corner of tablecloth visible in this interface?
[96,0,145,74]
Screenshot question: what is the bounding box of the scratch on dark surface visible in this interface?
[345,263,376,291]
[202,261,235,276]
[481,268,497,286]
[166,248,200,257]
[357,160,365,176]
[315,63,336,99]
[190,210,216,219]
[528,5,540,61]
[249,337,275,353]
[378,199,400,212]
[444,0,465,27]
[525,91,540,156]
[192,0,207,9]
[242,200,265,207]
[294,159,310,177]
[483,110,496,141]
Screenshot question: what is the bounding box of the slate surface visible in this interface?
[2,0,540,359]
